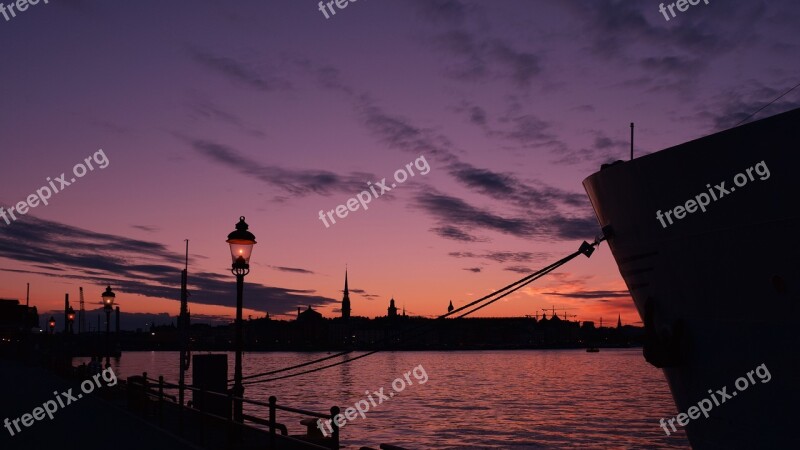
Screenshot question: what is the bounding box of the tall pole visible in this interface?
[226,216,255,425]
[179,240,189,408]
[234,272,244,422]
[79,287,86,335]
[630,122,634,161]
[105,307,111,368]
[24,283,30,352]
[64,294,69,333]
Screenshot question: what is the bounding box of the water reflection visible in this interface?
[74,349,689,449]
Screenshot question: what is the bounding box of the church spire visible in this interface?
[341,269,351,319]
[617,314,622,329]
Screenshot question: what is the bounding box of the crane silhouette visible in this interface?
[541,305,577,320]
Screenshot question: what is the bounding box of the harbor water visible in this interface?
[75,349,690,449]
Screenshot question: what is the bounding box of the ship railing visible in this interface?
[127,372,338,449]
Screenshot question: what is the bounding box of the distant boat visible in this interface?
[586,347,599,353]
[583,107,800,448]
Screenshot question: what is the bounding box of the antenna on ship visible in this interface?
[630,122,634,160]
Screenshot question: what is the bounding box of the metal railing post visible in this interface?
[201,385,208,447]
[141,372,148,417]
[158,376,164,425]
[178,382,184,436]
[269,396,277,449]
[330,406,340,450]
[228,389,236,444]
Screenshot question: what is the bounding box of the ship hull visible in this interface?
[583,108,800,449]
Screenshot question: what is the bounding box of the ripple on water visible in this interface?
[74,349,689,449]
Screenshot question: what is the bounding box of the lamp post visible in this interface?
[226,216,256,423]
[67,307,75,334]
[101,286,116,367]
[48,316,56,334]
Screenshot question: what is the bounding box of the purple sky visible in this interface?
[1,0,798,328]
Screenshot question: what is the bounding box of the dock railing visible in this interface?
[126,372,339,450]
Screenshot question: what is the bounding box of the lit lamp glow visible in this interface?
[102,286,116,309]
[101,286,116,367]
[67,307,75,334]
[226,216,257,424]
[226,216,257,269]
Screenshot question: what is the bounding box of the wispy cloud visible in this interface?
[299,59,597,242]
[417,191,597,240]
[430,225,484,242]
[449,251,551,264]
[131,224,159,233]
[412,0,470,26]
[187,138,374,197]
[0,215,337,315]
[270,266,315,275]
[695,79,800,130]
[551,130,631,166]
[348,287,380,301]
[504,265,532,274]
[188,99,266,137]
[541,290,631,299]
[418,5,544,87]
[187,47,292,92]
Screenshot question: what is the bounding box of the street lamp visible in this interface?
[48,316,56,334]
[226,216,256,423]
[102,286,116,367]
[67,307,75,334]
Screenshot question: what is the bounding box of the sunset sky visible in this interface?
[1,0,798,330]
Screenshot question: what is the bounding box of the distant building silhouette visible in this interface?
[617,314,622,329]
[298,305,322,322]
[341,270,351,320]
[77,308,643,352]
[0,299,38,334]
